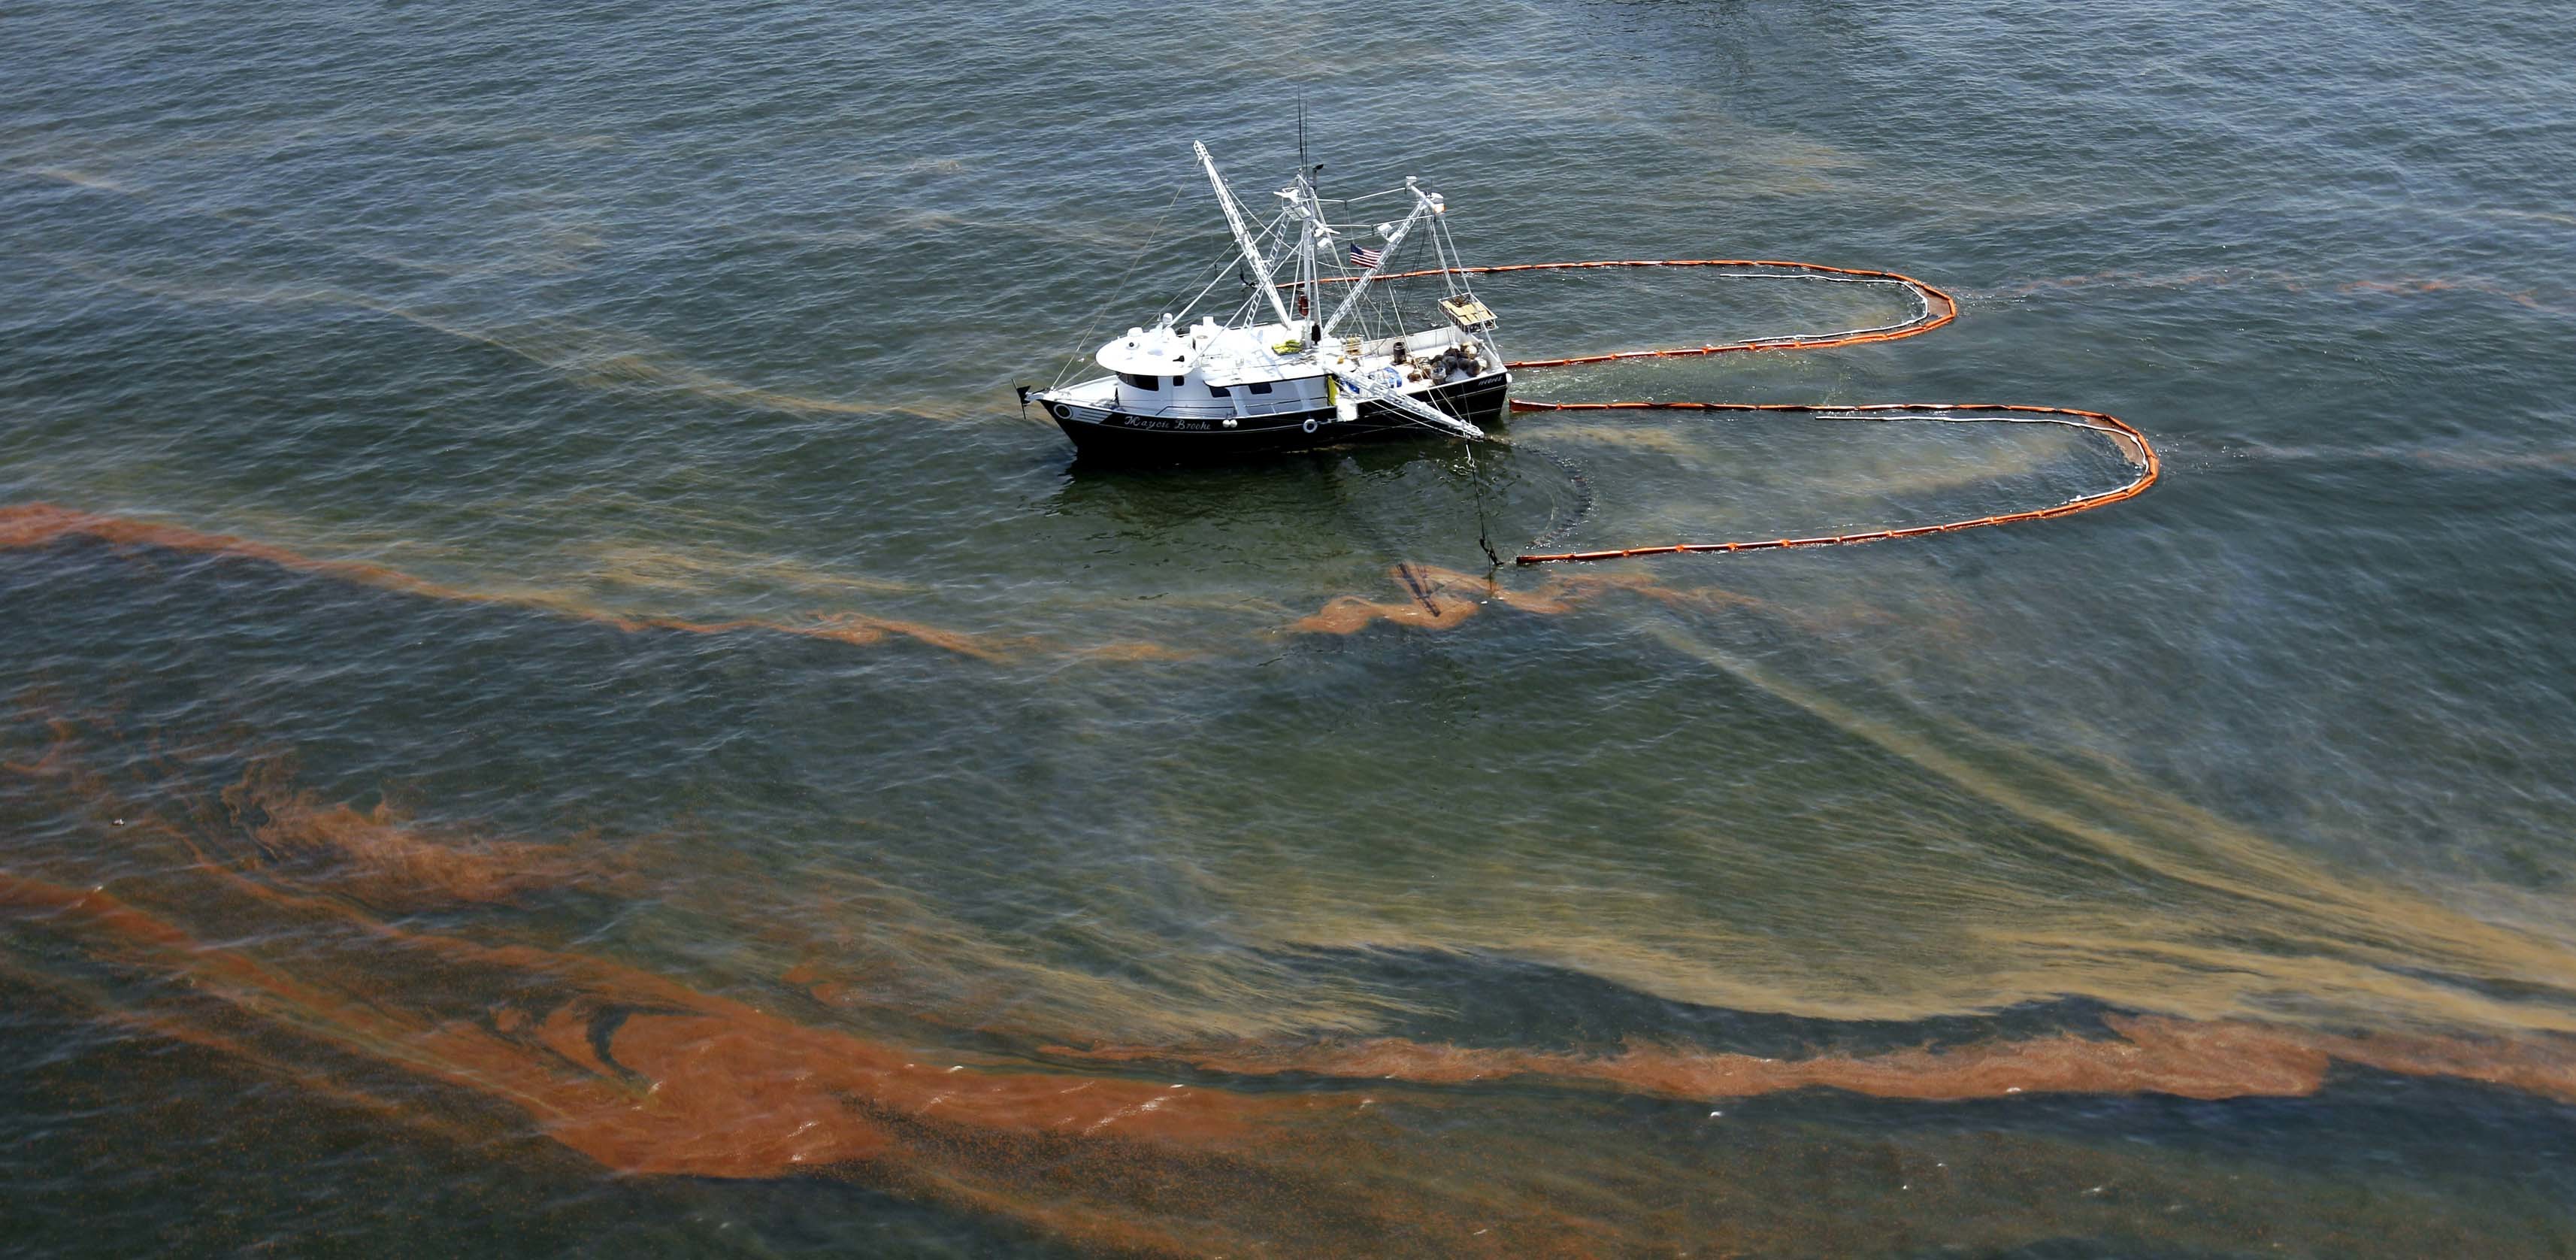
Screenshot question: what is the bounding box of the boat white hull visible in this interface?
[1039,371,1509,460]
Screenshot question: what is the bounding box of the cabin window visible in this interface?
[1170,375,1185,387]
[1246,381,1274,395]
[1118,372,1158,391]
[1207,385,1230,397]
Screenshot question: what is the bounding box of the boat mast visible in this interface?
[1297,169,1321,342]
[1294,101,1319,344]
[1194,141,1296,332]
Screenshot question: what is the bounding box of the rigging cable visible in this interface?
[1050,182,1191,389]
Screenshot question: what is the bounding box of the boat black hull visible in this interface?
[1049,373,1510,460]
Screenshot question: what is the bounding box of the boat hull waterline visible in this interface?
[1047,371,1510,459]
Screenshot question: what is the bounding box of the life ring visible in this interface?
[1302,417,1320,434]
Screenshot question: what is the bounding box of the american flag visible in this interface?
[1348,244,1383,269]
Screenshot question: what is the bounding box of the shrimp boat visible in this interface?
[1024,142,1508,458]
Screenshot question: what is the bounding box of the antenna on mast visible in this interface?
[1297,92,1307,176]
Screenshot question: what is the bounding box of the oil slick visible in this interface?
[35,247,980,423]
[1054,1011,2576,1106]
[0,503,1026,662]
[6,728,2574,1257]
[1981,266,2573,316]
[1288,560,1760,636]
[8,489,2576,1252]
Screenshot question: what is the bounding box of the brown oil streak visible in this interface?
[215,756,620,908]
[6,501,1659,662]
[1074,640,1203,662]
[1051,1012,2576,1105]
[1289,563,1756,635]
[0,866,1440,1255]
[0,502,1016,661]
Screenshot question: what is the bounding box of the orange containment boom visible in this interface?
[1507,401,2160,565]
[1330,257,2156,565]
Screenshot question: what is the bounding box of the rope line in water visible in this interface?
[1345,259,2158,565]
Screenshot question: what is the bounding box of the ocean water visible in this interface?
[5,0,2576,1254]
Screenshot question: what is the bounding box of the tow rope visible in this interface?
[1359,259,2161,565]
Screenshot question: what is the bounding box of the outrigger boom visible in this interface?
[1194,142,1296,335]
[1320,177,1437,338]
